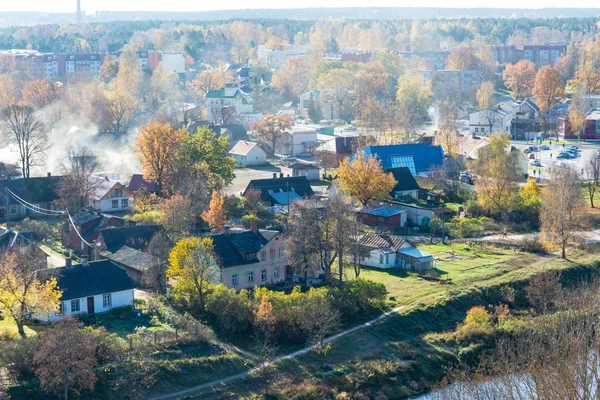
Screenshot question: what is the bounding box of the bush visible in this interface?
[206,285,254,335]
[241,213,260,228]
[0,337,38,383]
[464,306,490,325]
[329,278,388,318]
[130,211,162,225]
[519,234,546,254]
[447,217,495,238]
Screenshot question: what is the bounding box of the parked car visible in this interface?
[559,149,577,157]
[529,159,542,167]
[540,145,550,150]
[556,153,573,159]
[528,153,536,159]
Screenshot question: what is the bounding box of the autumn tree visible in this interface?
[0,249,61,338]
[575,38,600,95]
[135,123,185,195]
[168,237,218,312]
[142,62,181,114]
[476,80,496,110]
[21,78,60,110]
[2,104,47,179]
[583,154,600,208]
[303,295,340,368]
[540,165,583,259]
[131,190,159,214]
[189,70,220,99]
[104,51,141,131]
[353,62,389,112]
[253,295,278,397]
[317,68,355,119]
[446,45,480,70]
[335,152,397,206]
[271,56,310,100]
[251,114,292,156]
[144,231,171,294]
[532,66,566,134]
[568,82,588,140]
[328,194,355,282]
[471,132,521,218]
[56,145,101,214]
[158,194,194,237]
[395,73,432,136]
[33,318,98,400]
[502,60,536,100]
[202,190,226,233]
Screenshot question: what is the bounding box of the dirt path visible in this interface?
[149,305,407,400]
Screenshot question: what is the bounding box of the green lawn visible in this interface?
[345,243,523,307]
[0,317,45,338]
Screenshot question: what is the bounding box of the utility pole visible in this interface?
[76,0,82,24]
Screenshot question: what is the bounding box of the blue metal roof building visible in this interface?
[358,143,445,176]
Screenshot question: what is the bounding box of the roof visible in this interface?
[387,167,420,192]
[315,136,358,154]
[521,98,540,112]
[229,141,264,156]
[127,174,159,193]
[100,225,164,253]
[360,144,444,175]
[187,122,249,142]
[206,89,241,99]
[68,211,128,241]
[398,247,434,261]
[0,227,39,254]
[211,229,278,268]
[358,205,407,218]
[457,135,492,160]
[359,233,409,252]
[243,176,315,205]
[100,246,160,272]
[0,176,62,206]
[288,162,320,170]
[90,176,121,200]
[37,260,136,301]
[269,191,302,205]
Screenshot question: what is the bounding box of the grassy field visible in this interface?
[344,243,524,307]
[0,317,45,338]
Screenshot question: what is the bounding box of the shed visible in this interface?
[286,162,321,181]
[357,205,407,229]
[397,247,435,271]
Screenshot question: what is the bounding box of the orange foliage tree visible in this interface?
[202,190,226,233]
[251,114,292,156]
[502,60,536,100]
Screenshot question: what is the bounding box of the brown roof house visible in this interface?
[354,233,435,271]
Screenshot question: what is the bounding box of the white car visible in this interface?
[529,159,542,167]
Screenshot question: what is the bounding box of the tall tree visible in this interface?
[328,194,355,283]
[271,56,310,100]
[0,249,61,338]
[471,132,521,218]
[568,82,588,140]
[476,80,496,110]
[335,152,397,206]
[395,73,432,136]
[446,45,480,70]
[144,231,171,294]
[33,318,98,400]
[251,114,292,156]
[436,99,460,157]
[168,237,218,312]
[21,78,60,110]
[502,60,536,100]
[583,154,600,208]
[2,104,47,179]
[532,66,566,135]
[158,194,194,237]
[540,165,583,259]
[56,145,101,214]
[135,123,185,195]
[202,190,226,233]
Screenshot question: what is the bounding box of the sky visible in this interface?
[1,0,600,13]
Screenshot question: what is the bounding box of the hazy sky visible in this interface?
[2,0,600,13]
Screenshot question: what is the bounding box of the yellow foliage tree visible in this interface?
[167,237,218,312]
[335,152,397,206]
[464,306,491,326]
[0,250,61,338]
[202,190,226,233]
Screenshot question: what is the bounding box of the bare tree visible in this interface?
[143,231,171,294]
[582,154,600,208]
[2,104,47,178]
[328,194,355,282]
[56,145,101,214]
[540,164,583,259]
[302,297,341,368]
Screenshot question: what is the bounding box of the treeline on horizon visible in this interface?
[0,16,598,55]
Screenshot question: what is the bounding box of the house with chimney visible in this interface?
[37,259,136,321]
[88,176,131,212]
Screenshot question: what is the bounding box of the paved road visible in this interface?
[39,245,66,268]
[149,304,407,400]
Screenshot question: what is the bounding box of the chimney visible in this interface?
[249,221,258,231]
[47,172,51,177]
[279,172,284,178]
[472,131,477,139]
[81,255,89,266]
[65,257,72,268]
[273,173,277,179]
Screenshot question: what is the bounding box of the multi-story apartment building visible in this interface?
[491,44,567,66]
[65,53,104,77]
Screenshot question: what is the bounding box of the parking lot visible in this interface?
[512,141,600,180]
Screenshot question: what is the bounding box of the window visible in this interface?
[279,248,285,258]
[121,199,128,208]
[261,269,267,281]
[475,128,479,133]
[102,294,112,308]
[270,249,275,260]
[231,274,238,286]
[57,302,64,315]
[260,251,266,261]
[112,200,119,208]
[380,254,384,264]
[389,156,417,175]
[10,206,16,214]
[274,267,280,279]
[248,271,254,283]
[481,127,486,133]
[71,299,80,312]
[112,188,122,197]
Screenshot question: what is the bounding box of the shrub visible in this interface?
[241,213,260,228]
[329,278,388,317]
[206,285,254,335]
[464,306,491,326]
[519,234,546,254]
[130,211,162,225]
[447,217,495,238]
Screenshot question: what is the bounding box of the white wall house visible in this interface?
[38,260,136,322]
[89,176,131,212]
[206,87,253,123]
[275,127,319,156]
[256,44,309,69]
[229,141,268,167]
[160,53,186,74]
[469,108,513,136]
[355,233,435,271]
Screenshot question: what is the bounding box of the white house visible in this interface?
[38,259,136,321]
[469,108,513,136]
[256,44,309,69]
[229,141,268,167]
[356,233,435,271]
[206,87,254,123]
[298,91,341,122]
[286,162,321,180]
[89,176,131,212]
[275,126,319,156]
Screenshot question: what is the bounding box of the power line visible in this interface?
[67,213,94,248]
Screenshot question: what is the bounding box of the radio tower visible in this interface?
[76,0,82,24]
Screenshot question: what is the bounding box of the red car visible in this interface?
[528,153,536,159]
